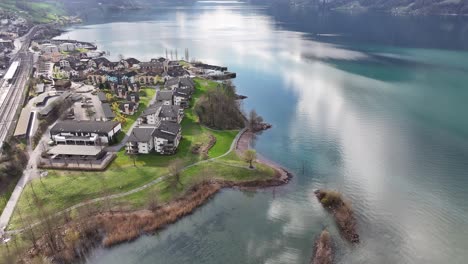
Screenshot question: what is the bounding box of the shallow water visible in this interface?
[57,2,468,263]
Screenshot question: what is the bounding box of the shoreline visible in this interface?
[235,129,291,182]
[23,129,293,263]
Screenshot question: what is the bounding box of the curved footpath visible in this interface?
[6,128,240,234]
[7,128,291,235]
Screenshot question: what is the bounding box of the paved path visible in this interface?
[6,128,247,235]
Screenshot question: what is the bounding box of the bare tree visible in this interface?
[248,109,263,132]
[243,149,257,169]
[168,158,184,189]
[146,189,159,212]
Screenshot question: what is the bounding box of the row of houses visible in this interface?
[125,77,196,155]
[53,55,188,82]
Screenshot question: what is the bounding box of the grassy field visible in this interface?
[0,0,66,23]
[8,78,245,230]
[0,185,15,216]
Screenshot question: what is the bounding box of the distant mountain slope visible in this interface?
[252,0,468,15]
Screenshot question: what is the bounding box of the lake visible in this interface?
[56,2,468,263]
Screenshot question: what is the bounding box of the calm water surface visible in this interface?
[57,2,468,264]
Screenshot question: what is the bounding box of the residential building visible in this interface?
[156,90,173,105]
[114,85,128,99]
[41,43,59,53]
[174,87,192,108]
[88,71,107,84]
[160,105,183,123]
[154,121,182,154]
[50,120,121,145]
[126,92,140,104]
[59,43,76,52]
[138,71,163,85]
[119,101,137,115]
[126,127,156,154]
[138,103,163,126]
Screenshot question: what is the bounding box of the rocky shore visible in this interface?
[314,189,360,244]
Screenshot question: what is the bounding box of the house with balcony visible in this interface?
[50,120,121,145]
[154,121,182,155]
[160,105,183,123]
[174,87,192,108]
[88,71,108,84]
[126,92,140,104]
[138,71,163,85]
[126,127,157,154]
[119,101,138,115]
[138,103,163,126]
[156,90,173,105]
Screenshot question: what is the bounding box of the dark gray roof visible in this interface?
[126,92,140,102]
[156,90,173,101]
[174,87,192,97]
[102,103,115,119]
[159,105,180,119]
[97,92,107,102]
[51,120,119,134]
[141,102,163,116]
[119,101,137,111]
[128,127,156,143]
[154,121,181,140]
[164,77,179,88]
[179,77,194,88]
[93,57,111,66]
[125,58,140,65]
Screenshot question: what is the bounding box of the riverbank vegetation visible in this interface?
[0,139,28,215]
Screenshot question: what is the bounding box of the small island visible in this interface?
[314,189,360,244]
[311,230,333,264]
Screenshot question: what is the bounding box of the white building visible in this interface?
[50,121,122,145]
[126,127,156,154]
[59,43,76,52]
[41,44,59,54]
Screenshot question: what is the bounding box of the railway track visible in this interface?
[0,52,33,150]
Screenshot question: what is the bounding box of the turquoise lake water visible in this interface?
[56,2,468,263]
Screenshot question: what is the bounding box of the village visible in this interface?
[11,37,237,170]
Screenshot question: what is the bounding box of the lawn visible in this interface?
[114,154,276,209]
[8,78,243,230]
